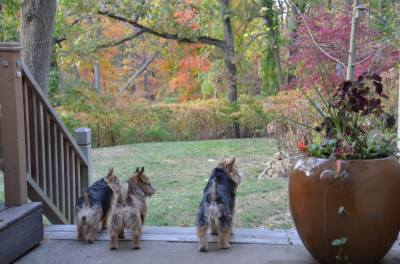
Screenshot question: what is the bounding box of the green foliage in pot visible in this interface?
[299,73,398,160]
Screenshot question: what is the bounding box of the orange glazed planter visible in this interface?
[289,157,400,264]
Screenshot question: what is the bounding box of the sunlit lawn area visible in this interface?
[93,138,292,229]
[0,138,292,228]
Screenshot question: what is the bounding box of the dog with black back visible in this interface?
[197,157,242,252]
[75,168,120,243]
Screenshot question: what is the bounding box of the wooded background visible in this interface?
[1,0,399,146]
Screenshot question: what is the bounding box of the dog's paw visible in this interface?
[198,246,208,252]
[87,239,94,244]
[109,245,118,250]
[219,242,231,249]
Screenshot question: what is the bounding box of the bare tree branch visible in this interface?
[97,30,145,49]
[120,51,160,94]
[287,0,347,68]
[98,10,226,49]
[71,15,94,25]
[53,37,67,48]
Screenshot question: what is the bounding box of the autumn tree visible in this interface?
[94,0,242,136]
[289,5,399,89]
[0,0,20,42]
[97,1,238,103]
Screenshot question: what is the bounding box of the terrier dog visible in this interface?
[75,168,119,243]
[127,167,156,224]
[109,167,156,250]
[197,158,242,252]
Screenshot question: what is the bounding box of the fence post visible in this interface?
[75,127,93,185]
[0,42,28,206]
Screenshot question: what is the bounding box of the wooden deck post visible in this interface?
[0,42,28,206]
[75,127,92,185]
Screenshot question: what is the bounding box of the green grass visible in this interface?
[93,138,292,229]
[0,138,293,229]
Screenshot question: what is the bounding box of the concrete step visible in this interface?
[16,225,400,264]
[0,202,43,264]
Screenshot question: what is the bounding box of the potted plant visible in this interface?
[289,73,400,264]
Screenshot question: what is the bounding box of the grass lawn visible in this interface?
[0,138,293,229]
[93,138,292,229]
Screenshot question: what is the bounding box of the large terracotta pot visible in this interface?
[289,157,400,264]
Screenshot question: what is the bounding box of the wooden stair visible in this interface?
[39,225,400,251]
[0,203,43,264]
[21,64,89,224]
[46,225,303,245]
[0,41,90,263]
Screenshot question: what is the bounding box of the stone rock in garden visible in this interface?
[258,152,301,180]
[267,169,276,177]
[273,152,284,160]
[267,159,275,167]
[274,159,290,177]
[258,171,269,180]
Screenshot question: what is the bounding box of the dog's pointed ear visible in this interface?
[228,157,236,166]
[136,167,144,178]
[135,167,139,173]
[106,168,114,177]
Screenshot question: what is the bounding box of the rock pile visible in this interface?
[258,152,293,180]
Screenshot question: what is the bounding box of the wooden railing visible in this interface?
[0,42,89,224]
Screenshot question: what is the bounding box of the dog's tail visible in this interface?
[80,188,90,225]
[83,188,90,204]
[210,179,217,201]
[208,180,221,224]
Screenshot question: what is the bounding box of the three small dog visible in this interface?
[75,158,241,252]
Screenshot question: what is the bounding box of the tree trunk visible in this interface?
[221,0,240,138]
[397,64,400,150]
[221,0,238,104]
[21,0,57,96]
[262,0,283,94]
[286,0,299,85]
[143,71,148,97]
[272,48,283,88]
[346,0,359,81]
[93,61,101,92]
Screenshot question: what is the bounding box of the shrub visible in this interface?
[265,69,399,160]
[56,88,271,147]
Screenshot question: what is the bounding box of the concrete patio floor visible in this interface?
[16,226,400,264]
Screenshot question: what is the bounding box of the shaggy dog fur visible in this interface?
[196,158,242,251]
[127,167,156,224]
[75,168,119,243]
[109,167,156,250]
